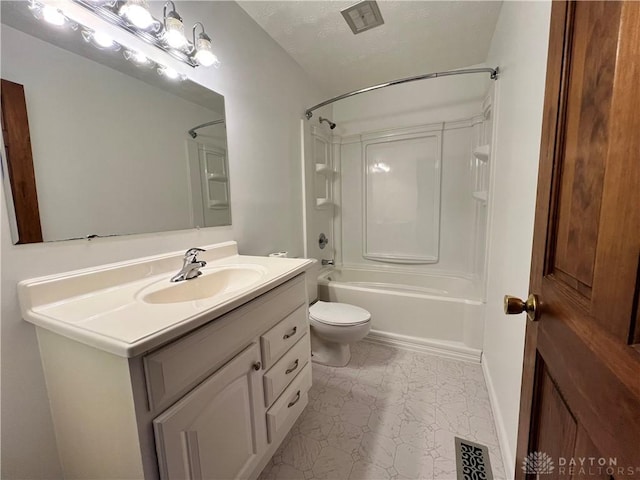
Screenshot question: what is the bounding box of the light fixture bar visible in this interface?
[71,0,199,67]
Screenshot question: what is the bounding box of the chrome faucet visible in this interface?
[321,259,335,266]
[171,248,207,282]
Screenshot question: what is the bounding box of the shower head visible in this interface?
[319,116,336,130]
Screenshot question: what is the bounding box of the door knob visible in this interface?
[504,293,539,321]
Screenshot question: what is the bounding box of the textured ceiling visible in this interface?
[238,1,502,97]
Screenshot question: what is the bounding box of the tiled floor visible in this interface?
[259,341,506,480]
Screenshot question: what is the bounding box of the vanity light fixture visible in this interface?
[163,1,187,49]
[71,0,219,68]
[27,1,219,83]
[119,0,155,30]
[192,22,219,67]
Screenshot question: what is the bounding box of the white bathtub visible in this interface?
[317,267,485,361]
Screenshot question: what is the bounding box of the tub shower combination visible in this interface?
[304,67,497,361]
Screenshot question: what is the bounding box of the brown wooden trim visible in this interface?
[1,79,43,243]
[515,2,570,477]
[629,252,640,346]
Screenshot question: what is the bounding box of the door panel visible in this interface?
[154,343,267,480]
[552,1,621,295]
[530,361,576,480]
[516,1,640,479]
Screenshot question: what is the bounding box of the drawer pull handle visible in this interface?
[287,390,301,408]
[283,326,297,340]
[285,359,299,375]
[253,362,262,371]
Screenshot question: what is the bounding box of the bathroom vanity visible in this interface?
[18,242,313,479]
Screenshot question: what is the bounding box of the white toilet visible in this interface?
[306,261,371,367]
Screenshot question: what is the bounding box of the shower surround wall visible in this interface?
[338,117,488,279]
[326,72,493,351]
[334,73,491,281]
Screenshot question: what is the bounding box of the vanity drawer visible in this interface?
[144,275,306,412]
[266,362,312,443]
[263,333,310,407]
[260,305,308,369]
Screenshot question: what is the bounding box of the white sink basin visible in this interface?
[18,241,313,357]
[141,265,267,304]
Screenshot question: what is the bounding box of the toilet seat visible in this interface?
[309,301,371,326]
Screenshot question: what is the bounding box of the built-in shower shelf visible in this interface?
[316,198,333,208]
[473,145,491,162]
[473,191,488,204]
[208,200,229,209]
[207,173,228,181]
[315,164,335,175]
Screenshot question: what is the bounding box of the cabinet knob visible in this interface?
[253,362,262,371]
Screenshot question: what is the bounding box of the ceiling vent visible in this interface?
[341,1,385,35]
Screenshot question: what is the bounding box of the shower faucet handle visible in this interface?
[322,259,335,266]
[319,233,329,249]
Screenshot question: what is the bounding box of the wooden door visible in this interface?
[153,343,267,480]
[513,1,640,479]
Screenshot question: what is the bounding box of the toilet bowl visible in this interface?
[309,301,371,367]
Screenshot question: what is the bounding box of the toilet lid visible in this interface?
[309,301,371,326]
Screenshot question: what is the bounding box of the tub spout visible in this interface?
[322,259,335,266]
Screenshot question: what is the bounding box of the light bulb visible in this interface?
[120,0,154,29]
[42,5,65,26]
[165,16,186,49]
[195,49,217,67]
[93,31,115,48]
[159,66,181,80]
[194,36,218,67]
[124,50,152,66]
[82,29,120,50]
[132,51,148,64]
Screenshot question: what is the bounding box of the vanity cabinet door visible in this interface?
[153,343,266,480]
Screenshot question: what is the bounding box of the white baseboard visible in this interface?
[482,355,515,478]
[364,329,482,363]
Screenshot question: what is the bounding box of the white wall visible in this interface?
[481,2,551,476]
[1,1,326,477]
[2,26,221,241]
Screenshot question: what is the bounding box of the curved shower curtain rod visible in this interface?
[188,118,225,138]
[305,66,499,119]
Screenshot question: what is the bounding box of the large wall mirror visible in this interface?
[0,2,230,244]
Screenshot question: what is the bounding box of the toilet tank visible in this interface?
[305,259,320,304]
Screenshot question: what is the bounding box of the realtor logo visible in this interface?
[522,451,555,475]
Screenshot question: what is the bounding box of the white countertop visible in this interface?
[18,242,313,357]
